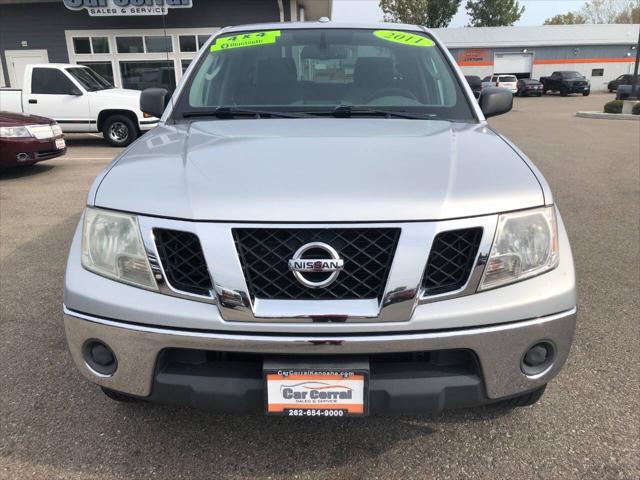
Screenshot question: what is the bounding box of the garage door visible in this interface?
[494,53,533,75]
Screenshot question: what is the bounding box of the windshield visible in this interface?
[66,67,112,91]
[561,72,582,79]
[175,28,475,121]
[499,76,516,82]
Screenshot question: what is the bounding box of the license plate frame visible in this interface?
[55,138,66,150]
[264,358,369,417]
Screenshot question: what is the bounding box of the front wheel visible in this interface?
[582,89,590,96]
[102,114,138,147]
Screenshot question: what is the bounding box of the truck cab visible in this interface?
[0,64,158,146]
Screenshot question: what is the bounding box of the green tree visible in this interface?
[379,0,462,28]
[543,12,587,25]
[465,0,525,27]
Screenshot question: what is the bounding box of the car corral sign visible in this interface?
[63,0,192,16]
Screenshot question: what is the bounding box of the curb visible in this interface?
[575,111,640,121]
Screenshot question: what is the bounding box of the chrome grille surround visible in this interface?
[137,216,498,322]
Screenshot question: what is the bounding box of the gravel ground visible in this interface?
[0,93,638,480]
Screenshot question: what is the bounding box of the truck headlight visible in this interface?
[479,207,558,290]
[81,208,158,290]
[0,126,32,138]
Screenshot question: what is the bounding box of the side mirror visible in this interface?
[70,87,83,96]
[140,88,169,118]
[480,87,513,118]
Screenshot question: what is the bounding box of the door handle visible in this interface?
[28,99,37,104]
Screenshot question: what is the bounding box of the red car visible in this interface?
[0,111,66,168]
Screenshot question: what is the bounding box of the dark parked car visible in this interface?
[516,78,543,97]
[464,75,482,99]
[0,111,65,168]
[540,71,590,96]
[607,74,634,93]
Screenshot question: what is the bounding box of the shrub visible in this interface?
[603,100,623,114]
[632,102,640,115]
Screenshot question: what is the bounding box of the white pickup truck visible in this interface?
[0,64,158,146]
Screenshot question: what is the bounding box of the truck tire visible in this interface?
[494,384,547,409]
[582,89,590,96]
[101,386,141,403]
[102,114,138,147]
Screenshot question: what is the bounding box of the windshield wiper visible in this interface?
[326,105,434,120]
[182,107,310,119]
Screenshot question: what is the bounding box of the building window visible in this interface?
[78,61,114,85]
[73,37,91,54]
[120,60,176,92]
[92,37,110,54]
[73,36,109,54]
[181,59,192,73]
[198,35,210,48]
[117,36,144,54]
[179,35,197,52]
[591,68,604,77]
[145,36,173,53]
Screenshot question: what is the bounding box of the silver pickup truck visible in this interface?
[63,22,576,416]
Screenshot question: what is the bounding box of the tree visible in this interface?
[543,0,640,25]
[613,2,640,23]
[465,0,525,27]
[379,0,462,28]
[543,12,587,25]
[580,0,640,23]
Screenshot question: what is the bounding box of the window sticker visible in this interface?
[210,30,281,52]
[373,30,434,47]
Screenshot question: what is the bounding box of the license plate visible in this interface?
[264,359,369,417]
[55,138,66,150]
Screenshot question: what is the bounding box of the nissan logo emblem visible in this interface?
[288,242,344,288]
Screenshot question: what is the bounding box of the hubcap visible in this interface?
[108,122,129,142]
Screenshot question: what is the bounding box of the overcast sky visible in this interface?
[332,0,588,27]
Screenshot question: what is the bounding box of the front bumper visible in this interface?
[64,306,576,411]
[0,136,66,167]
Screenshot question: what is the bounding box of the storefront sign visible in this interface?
[63,0,192,16]
[459,49,491,64]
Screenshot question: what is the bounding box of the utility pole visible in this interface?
[632,27,640,99]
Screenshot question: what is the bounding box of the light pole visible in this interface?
[632,27,640,99]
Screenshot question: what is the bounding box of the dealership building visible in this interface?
[0,2,637,92]
[433,24,640,90]
[0,0,331,90]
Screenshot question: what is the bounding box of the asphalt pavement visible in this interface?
[0,93,638,479]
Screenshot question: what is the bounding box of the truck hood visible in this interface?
[93,119,544,222]
[91,88,140,98]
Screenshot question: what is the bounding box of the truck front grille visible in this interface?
[232,228,400,301]
[154,229,212,296]
[422,228,483,296]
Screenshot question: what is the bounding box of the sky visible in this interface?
[332,0,588,27]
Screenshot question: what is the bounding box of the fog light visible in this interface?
[524,344,548,366]
[521,341,555,376]
[83,340,117,376]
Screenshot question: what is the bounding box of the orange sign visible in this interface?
[458,49,492,66]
